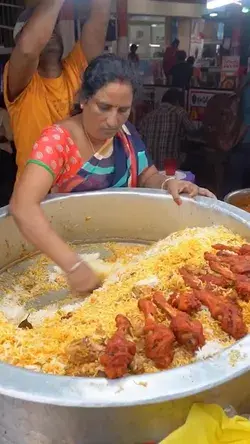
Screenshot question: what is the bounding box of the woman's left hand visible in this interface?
[164,179,216,206]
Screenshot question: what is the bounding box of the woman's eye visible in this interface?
[119,108,130,114]
[98,104,110,112]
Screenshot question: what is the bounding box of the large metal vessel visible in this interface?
[0,189,250,444]
[225,188,250,209]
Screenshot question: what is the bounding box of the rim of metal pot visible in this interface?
[0,190,249,408]
[225,188,250,204]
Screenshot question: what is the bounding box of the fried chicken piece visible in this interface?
[205,252,239,268]
[220,304,248,340]
[179,267,202,290]
[208,261,235,281]
[204,252,220,262]
[100,315,136,379]
[194,289,247,340]
[67,337,104,365]
[231,261,250,274]
[235,279,250,302]
[197,273,229,288]
[205,251,242,268]
[138,298,175,369]
[239,244,250,256]
[168,291,201,314]
[215,252,239,266]
[212,244,240,253]
[153,291,205,352]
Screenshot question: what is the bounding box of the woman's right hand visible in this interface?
[67,261,101,295]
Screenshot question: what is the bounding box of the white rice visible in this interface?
[195,341,225,360]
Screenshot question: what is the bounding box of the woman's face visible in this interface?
[81,81,133,140]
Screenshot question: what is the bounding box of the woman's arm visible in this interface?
[10,164,99,293]
[10,164,79,270]
[138,165,215,204]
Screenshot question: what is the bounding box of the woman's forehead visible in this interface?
[94,82,133,103]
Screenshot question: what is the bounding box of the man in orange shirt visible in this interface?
[4,0,111,176]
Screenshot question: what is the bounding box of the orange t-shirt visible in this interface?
[4,42,87,175]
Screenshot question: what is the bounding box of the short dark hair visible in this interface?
[80,54,139,101]
[130,44,138,52]
[162,88,182,105]
[172,38,180,47]
[176,50,187,62]
[187,56,195,65]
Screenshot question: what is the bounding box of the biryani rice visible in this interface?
[0,226,248,376]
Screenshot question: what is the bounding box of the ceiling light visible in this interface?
[207,0,241,9]
[151,24,157,27]
[242,6,249,12]
[210,12,218,15]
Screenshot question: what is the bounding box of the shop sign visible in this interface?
[221,56,240,73]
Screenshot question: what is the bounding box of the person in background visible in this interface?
[139,88,202,171]
[187,56,201,86]
[10,55,214,295]
[222,75,250,195]
[163,38,180,78]
[4,0,111,177]
[128,44,139,65]
[169,50,193,89]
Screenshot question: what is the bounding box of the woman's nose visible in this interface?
[106,111,119,128]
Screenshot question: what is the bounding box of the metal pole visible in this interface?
[117,0,128,58]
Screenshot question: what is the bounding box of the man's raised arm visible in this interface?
[80,0,112,62]
[7,0,64,102]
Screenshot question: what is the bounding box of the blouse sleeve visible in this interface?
[27,126,67,183]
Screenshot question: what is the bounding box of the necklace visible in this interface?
[82,124,111,159]
[82,124,96,156]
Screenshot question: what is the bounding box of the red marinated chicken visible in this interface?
[208,261,235,281]
[235,278,250,302]
[205,251,239,267]
[231,261,250,274]
[138,298,175,369]
[212,244,240,253]
[216,250,239,262]
[197,273,228,288]
[194,289,247,340]
[168,291,201,314]
[179,268,202,290]
[100,315,136,379]
[153,291,205,352]
[239,244,250,256]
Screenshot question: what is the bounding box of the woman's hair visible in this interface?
[71,54,139,116]
[81,54,139,100]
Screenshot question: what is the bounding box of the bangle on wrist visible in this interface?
[65,256,84,275]
[161,176,175,190]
